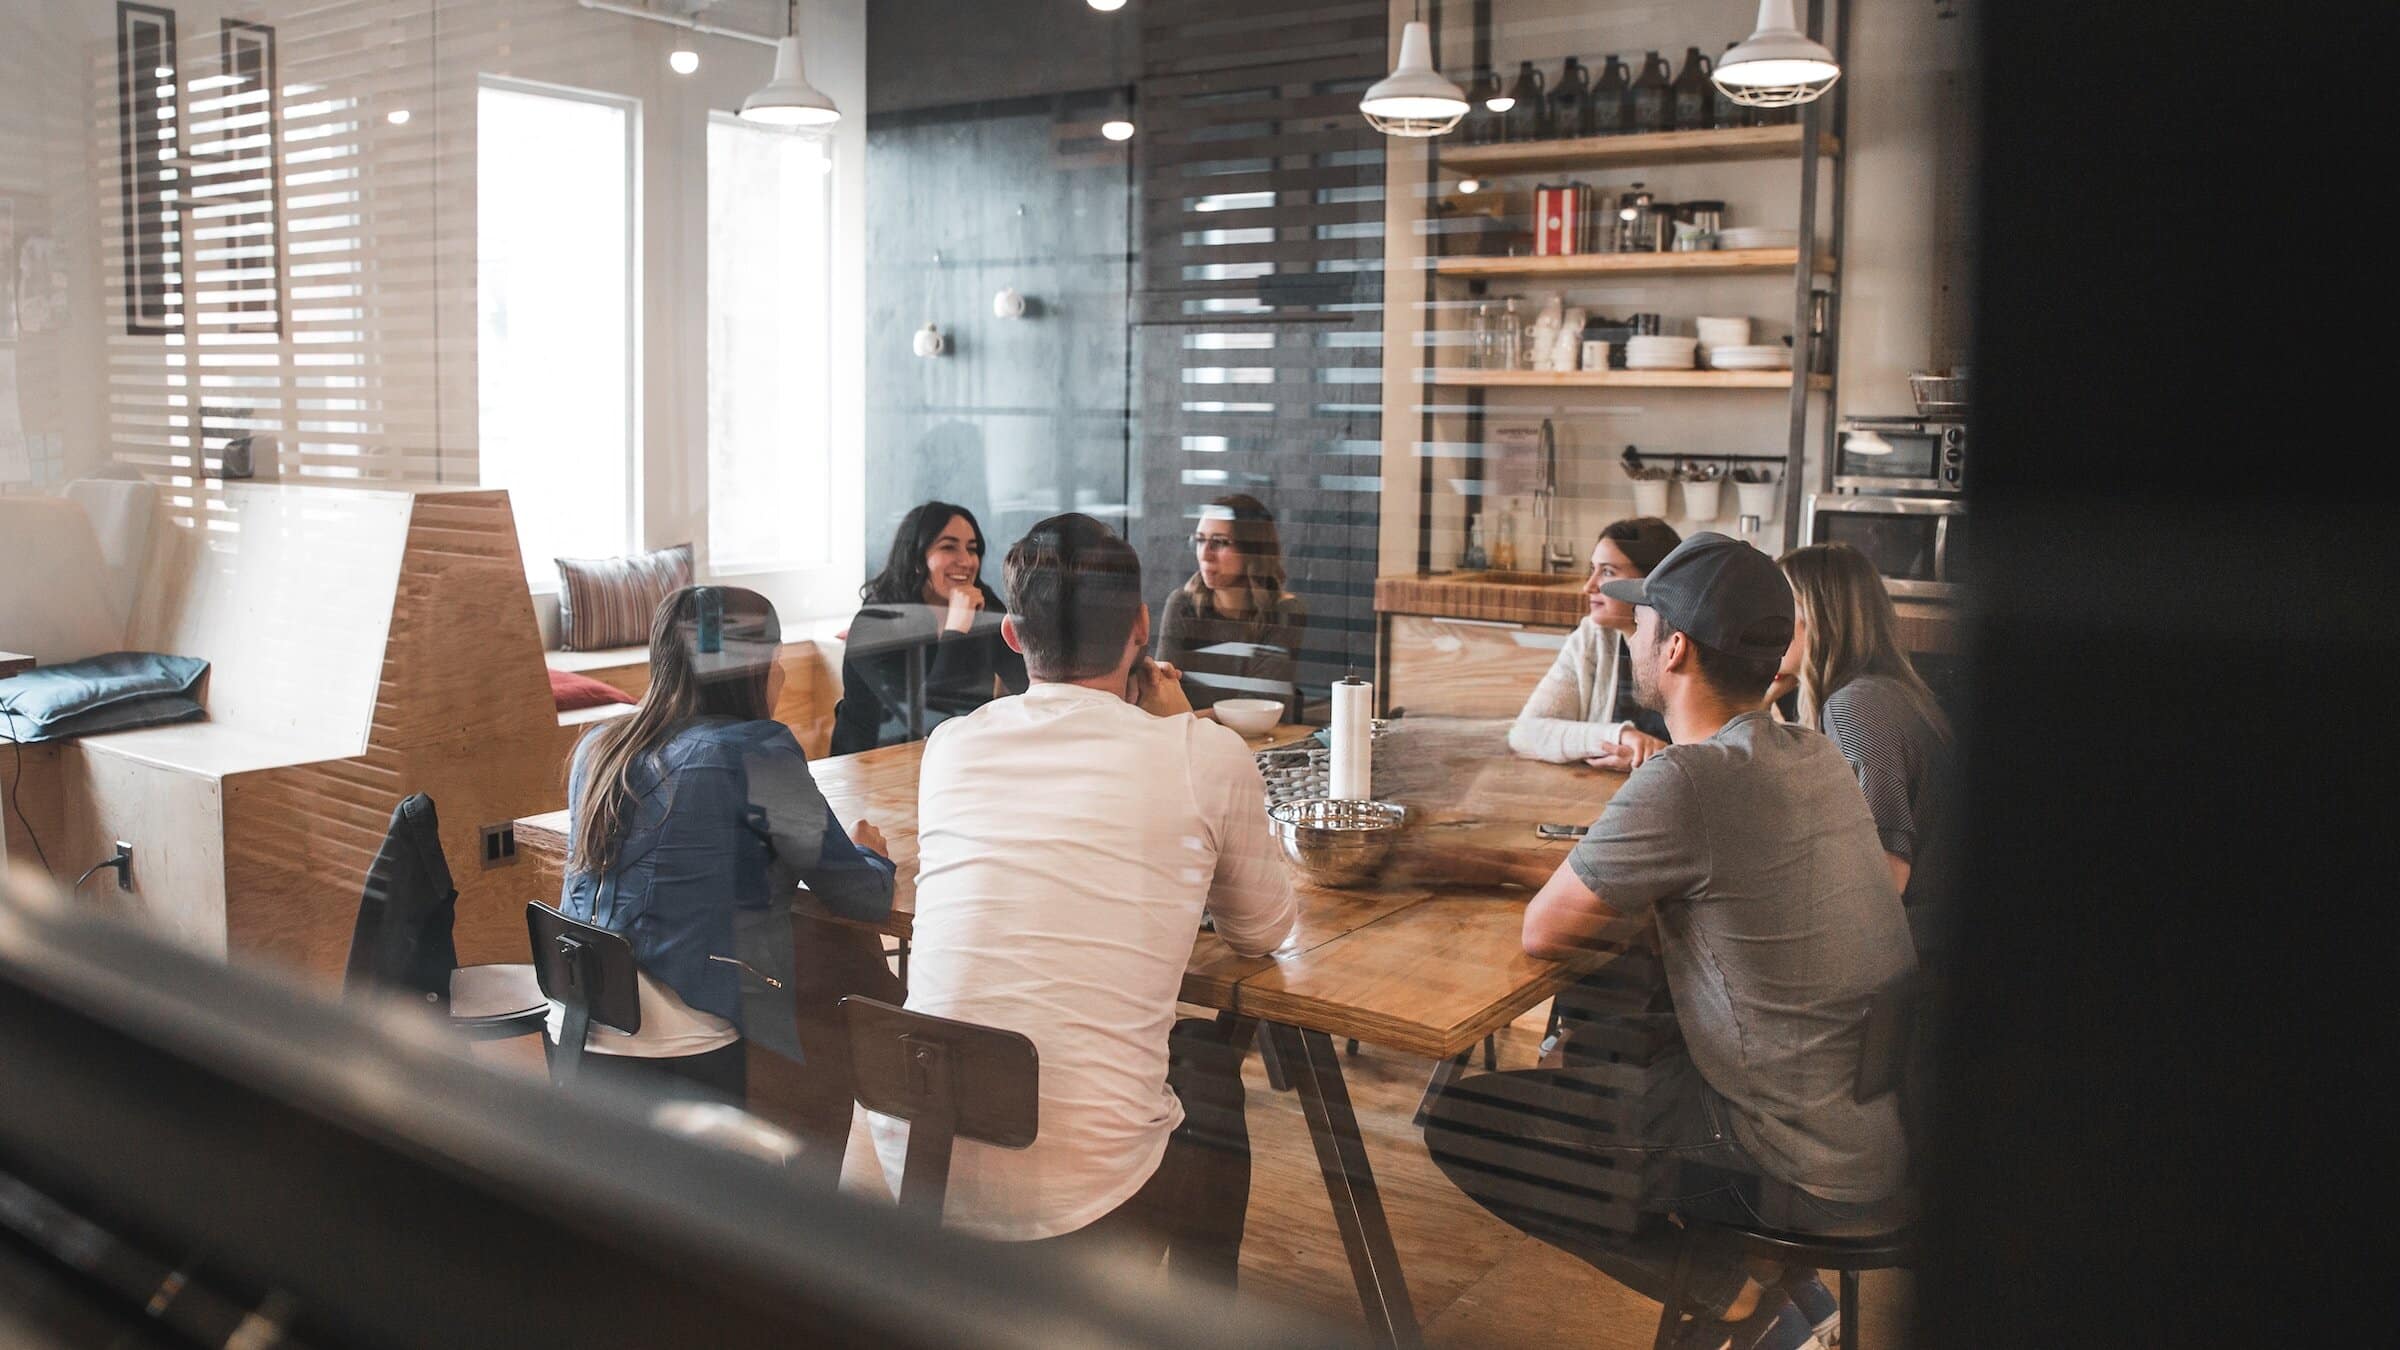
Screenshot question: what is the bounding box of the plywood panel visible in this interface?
[127,482,414,760]
[49,748,227,959]
[1382,614,1568,719]
[204,487,582,984]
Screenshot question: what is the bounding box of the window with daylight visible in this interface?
[477,80,638,583]
[707,112,833,572]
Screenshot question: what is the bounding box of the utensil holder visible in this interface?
[1735,479,1778,521]
[1680,479,1723,520]
[1630,479,1671,517]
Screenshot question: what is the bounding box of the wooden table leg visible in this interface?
[1264,1022,1422,1349]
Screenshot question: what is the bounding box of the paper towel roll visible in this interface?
[1329,677,1373,801]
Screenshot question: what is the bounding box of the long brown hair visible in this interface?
[1183,493,1291,632]
[1777,543,1951,742]
[567,586,781,876]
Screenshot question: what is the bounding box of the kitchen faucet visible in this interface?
[1531,418,1576,573]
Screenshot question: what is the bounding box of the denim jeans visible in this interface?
[1424,1013,1902,1319]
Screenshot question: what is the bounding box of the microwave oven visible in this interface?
[1803,494,1969,600]
[1835,417,1967,495]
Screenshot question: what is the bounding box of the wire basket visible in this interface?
[1908,372,1969,418]
[1255,722,1391,809]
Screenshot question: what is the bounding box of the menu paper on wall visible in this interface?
[1329,677,1372,801]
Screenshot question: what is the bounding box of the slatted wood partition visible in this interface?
[1132,0,1390,700]
[221,488,575,977]
[4,485,584,982]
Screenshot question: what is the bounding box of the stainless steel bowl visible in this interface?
[1267,798,1407,888]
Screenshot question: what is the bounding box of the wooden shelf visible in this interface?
[1439,124,1839,175]
[1427,368,1828,391]
[1431,248,1831,280]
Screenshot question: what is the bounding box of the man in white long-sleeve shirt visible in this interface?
[870,511,1296,1289]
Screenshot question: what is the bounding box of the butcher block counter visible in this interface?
[1371,568,1964,718]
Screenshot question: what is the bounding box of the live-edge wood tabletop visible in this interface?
[515,717,1629,1061]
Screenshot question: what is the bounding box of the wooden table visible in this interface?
[515,718,1627,1347]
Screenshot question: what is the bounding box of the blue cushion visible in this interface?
[0,652,210,744]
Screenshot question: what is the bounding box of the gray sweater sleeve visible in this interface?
[1508,620,1627,763]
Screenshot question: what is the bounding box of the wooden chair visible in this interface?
[526,901,642,1087]
[1650,969,1931,1350]
[343,794,545,1042]
[840,996,1038,1220]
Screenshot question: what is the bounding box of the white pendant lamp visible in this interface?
[1712,0,1841,108]
[741,1,841,127]
[1360,18,1467,138]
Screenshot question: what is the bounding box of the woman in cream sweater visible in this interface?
[1507,517,1680,769]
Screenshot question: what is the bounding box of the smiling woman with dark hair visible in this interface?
[831,501,1030,755]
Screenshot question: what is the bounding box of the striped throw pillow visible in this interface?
[554,543,693,652]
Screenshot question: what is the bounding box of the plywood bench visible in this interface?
[3,483,578,980]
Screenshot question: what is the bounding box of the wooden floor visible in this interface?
[831,1002,1914,1347]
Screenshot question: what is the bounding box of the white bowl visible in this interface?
[1215,698,1285,737]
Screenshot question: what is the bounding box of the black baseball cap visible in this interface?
[1598,531,1795,661]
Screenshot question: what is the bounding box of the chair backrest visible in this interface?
[526,901,641,1036]
[1855,965,1938,1187]
[342,793,461,1006]
[841,996,1037,1220]
[1854,965,1929,1103]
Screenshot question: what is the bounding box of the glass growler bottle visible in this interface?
[1671,46,1716,131]
[1630,51,1674,134]
[1502,60,1549,142]
[1710,42,1744,129]
[1549,56,1591,139]
[1591,53,1632,135]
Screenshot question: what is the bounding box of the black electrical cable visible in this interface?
[1,707,53,878]
[73,855,120,890]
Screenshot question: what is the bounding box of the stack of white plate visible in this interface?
[1716,226,1798,251]
[1625,335,1700,371]
[1706,343,1792,371]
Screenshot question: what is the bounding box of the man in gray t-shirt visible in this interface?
[1418,533,1915,1350]
[1566,710,1914,1203]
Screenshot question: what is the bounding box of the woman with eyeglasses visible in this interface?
[1508,516,1680,769]
[1155,494,1309,716]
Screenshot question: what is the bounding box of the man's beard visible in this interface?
[1630,644,1662,711]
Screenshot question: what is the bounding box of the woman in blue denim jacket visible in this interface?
[558,586,894,1106]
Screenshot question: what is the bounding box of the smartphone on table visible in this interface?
[1535,822,1588,841]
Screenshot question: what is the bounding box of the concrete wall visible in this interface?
[860,97,1133,586]
[866,0,1134,115]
